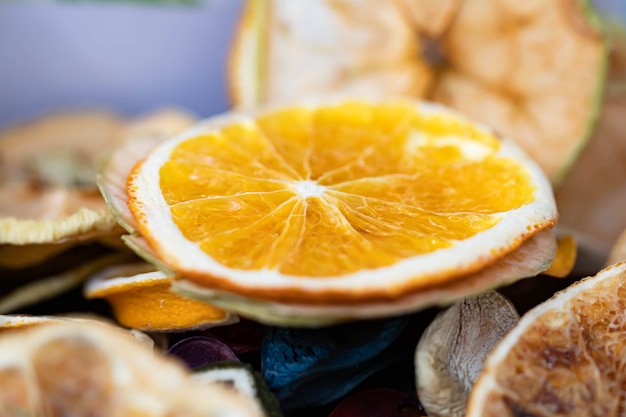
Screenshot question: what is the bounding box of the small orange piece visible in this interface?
[84,263,236,331]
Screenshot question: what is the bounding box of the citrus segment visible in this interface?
[467,261,626,417]
[128,98,556,303]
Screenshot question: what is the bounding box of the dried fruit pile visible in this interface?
[1,1,625,416]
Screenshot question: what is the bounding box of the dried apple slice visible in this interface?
[229,0,607,184]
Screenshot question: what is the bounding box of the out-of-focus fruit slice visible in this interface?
[0,321,263,417]
[329,388,427,417]
[168,336,239,369]
[127,97,557,307]
[172,223,556,327]
[193,361,283,417]
[0,111,125,246]
[555,23,626,249]
[84,263,236,332]
[541,234,577,278]
[229,0,607,184]
[415,291,519,417]
[466,261,626,416]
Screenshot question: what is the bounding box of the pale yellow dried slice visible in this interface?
[127,97,557,306]
[84,262,237,332]
[0,111,125,246]
[173,229,556,326]
[0,321,262,417]
[466,261,626,417]
[229,0,607,184]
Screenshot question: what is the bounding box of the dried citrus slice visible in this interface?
[84,263,237,331]
[466,261,626,416]
[173,230,556,326]
[229,0,607,184]
[0,111,125,246]
[0,321,262,417]
[127,97,557,306]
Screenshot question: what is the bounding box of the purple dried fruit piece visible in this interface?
[167,336,239,369]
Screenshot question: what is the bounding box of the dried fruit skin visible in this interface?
[467,262,626,417]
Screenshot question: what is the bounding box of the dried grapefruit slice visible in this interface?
[0,321,262,417]
[466,260,626,416]
[229,0,607,184]
[127,97,557,305]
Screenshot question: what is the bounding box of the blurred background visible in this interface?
[0,0,624,128]
[0,0,244,128]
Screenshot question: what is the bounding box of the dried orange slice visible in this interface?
[229,0,607,184]
[466,260,626,416]
[0,320,262,416]
[84,263,237,331]
[126,97,557,306]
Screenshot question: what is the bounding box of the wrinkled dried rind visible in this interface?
[415,291,519,417]
[171,230,555,327]
[84,263,238,332]
[0,207,119,245]
[0,253,133,314]
[0,321,263,417]
[466,260,626,417]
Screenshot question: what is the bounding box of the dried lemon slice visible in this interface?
[466,260,626,416]
[0,321,262,417]
[126,97,557,306]
[229,0,607,184]
[84,263,237,332]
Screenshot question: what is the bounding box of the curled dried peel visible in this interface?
[0,321,262,417]
[466,261,626,416]
[230,0,607,183]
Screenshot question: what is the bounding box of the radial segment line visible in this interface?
[198,196,299,241]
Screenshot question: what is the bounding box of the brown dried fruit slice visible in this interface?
[0,321,263,416]
[229,0,607,184]
[466,260,626,416]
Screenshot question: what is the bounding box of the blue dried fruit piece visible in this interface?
[262,316,409,410]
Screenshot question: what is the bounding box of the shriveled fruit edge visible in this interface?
[172,230,556,327]
[128,95,558,304]
[84,263,238,332]
[0,207,119,245]
[550,0,610,187]
[465,260,626,416]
